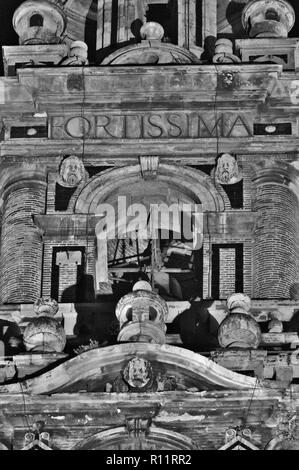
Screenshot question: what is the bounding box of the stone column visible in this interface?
[0,171,46,304]
[252,166,299,299]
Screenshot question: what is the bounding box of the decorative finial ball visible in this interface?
[70,41,88,58]
[140,22,164,40]
[132,281,152,292]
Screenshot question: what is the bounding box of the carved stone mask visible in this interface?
[215,153,242,185]
[59,156,85,187]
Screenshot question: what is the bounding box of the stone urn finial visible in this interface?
[23,316,66,352]
[242,0,295,38]
[115,282,168,344]
[13,0,67,45]
[23,298,66,353]
[218,293,262,349]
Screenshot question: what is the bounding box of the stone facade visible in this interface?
[0,0,299,452]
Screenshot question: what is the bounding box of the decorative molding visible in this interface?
[21,422,52,451]
[139,156,160,180]
[0,343,260,395]
[219,428,260,450]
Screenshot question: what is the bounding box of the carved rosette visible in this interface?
[13,0,67,45]
[218,293,262,349]
[59,156,86,188]
[242,0,295,38]
[115,283,168,344]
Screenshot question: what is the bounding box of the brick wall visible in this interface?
[42,240,88,299]
[253,182,299,298]
[0,182,46,303]
[219,248,236,298]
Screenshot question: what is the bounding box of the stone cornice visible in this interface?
[2,137,299,159]
[0,64,282,113]
[33,211,256,239]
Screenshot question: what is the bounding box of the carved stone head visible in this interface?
[215,153,242,185]
[59,156,85,187]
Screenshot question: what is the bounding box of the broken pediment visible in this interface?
[0,343,260,395]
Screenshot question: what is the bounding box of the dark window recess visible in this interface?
[15,61,55,71]
[211,244,244,299]
[146,2,178,44]
[196,0,202,47]
[289,0,299,38]
[85,166,112,178]
[254,123,292,135]
[221,180,243,209]
[10,126,48,138]
[30,14,44,27]
[51,247,86,303]
[55,183,77,211]
[249,54,288,63]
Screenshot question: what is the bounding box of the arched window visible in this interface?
[30,13,44,27]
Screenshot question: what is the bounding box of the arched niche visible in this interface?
[72,425,198,450]
[71,164,228,214]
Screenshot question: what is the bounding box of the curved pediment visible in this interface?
[0,343,260,395]
[101,42,199,65]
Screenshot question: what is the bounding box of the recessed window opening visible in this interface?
[146,2,178,44]
[30,13,44,27]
